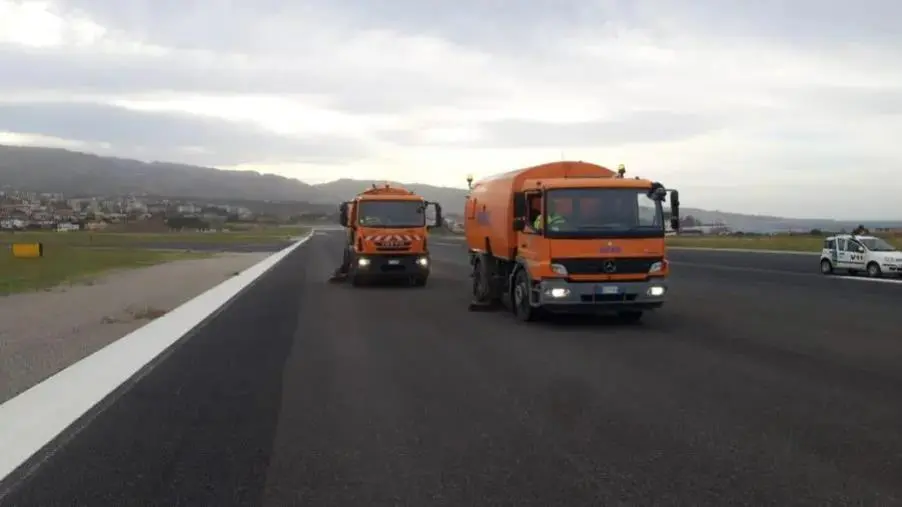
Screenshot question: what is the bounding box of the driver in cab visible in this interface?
[533,198,569,232]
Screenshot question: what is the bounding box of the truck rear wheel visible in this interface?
[512,269,538,321]
[471,258,490,301]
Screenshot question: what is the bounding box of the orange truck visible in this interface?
[336,183,443,286]
[464,161,680,321]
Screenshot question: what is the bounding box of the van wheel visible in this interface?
[512,270,538,321]
[820,259,833,275]
[866,262,882,278]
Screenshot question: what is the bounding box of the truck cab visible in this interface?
[339,184,443,286]
[820,234,902,278]
[512,178,678,319]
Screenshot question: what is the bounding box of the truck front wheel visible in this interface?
[512,269,538,321]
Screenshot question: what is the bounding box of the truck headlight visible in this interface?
[416,257,428,266]
[357,257,370,266]
[648,261,663,273]
[543,287,570,298]
[647,286,665,296]
[550,263,568,275]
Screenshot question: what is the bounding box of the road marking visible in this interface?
[830,275,902,285]
[672,261,902,284]
[0,232,316,490]
[668,247,818,256]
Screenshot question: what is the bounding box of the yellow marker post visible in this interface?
[11,243,43,258]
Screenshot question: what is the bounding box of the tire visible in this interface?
[617,310,643,323]
[411,276,427,287]
[820,259,833,275]
[471,258,490,302]
[512,269,538,321]
[866,262,882,278]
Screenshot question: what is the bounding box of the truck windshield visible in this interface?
[860,237,897,251]
[357,200,425,228]
[542,187,664,238]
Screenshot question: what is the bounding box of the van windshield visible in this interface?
[357,200,425,228]
[860,237,897,252]
[541,187,664,238]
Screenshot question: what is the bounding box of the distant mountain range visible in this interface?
[2,144,900,232]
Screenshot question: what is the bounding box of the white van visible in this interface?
[820,234,902,277]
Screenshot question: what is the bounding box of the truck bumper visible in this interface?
[535,278,667,314]
[352,253,431,280]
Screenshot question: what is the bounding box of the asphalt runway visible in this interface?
[4,231,902,506]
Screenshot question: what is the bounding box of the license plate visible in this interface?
[388,259,400,265]
[601,286,619,294]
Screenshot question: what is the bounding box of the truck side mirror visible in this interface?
[513,217,526,231]
[427,202,443,229]
[338,202,349,227]
[669,189,680,231]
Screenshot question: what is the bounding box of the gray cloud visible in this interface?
[0,101,368,165]
[0,48,492,114]
[382,111,723,148]
[53,0,902,55]
[53,0,617,55]
[637,0,902,44]
[786,86,902,116]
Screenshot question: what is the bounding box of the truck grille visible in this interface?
[552,257,662,275]
[375,241,411,252]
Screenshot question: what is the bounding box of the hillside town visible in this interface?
[1,186,731,235]
[0,189,257,232]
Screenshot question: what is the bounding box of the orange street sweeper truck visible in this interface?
[332,183,443,286]
[464,161,680,322]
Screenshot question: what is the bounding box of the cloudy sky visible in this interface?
[1,0,900,218]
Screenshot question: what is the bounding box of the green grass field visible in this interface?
[0,247,210,295]
[0,226,309,247]
[666,235,902,252]
[0,226,309,295]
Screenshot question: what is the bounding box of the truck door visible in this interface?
[517,191,544,273]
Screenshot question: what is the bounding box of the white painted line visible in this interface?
[829,275,902,285]
[668,246,818,256]
[670,261,815,277]
[672,261,902,284]
[0,232,315,485]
